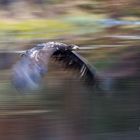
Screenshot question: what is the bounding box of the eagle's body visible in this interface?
[11,42,96,91]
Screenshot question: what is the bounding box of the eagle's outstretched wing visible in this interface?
[7,42,96,91]
[51,49,96,85]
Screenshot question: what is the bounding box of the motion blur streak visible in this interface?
[0,0,139,140]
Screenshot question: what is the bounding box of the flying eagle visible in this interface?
[1,42,96,91]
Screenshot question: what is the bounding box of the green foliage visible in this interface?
[0,14,105,40]
[0,19,76,39]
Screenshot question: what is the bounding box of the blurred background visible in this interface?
[0,0,139,140]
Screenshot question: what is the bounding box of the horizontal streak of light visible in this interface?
[0,109,55,116]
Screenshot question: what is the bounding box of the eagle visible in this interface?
[1,42,96,91]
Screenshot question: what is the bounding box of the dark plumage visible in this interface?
[1,42,96,91]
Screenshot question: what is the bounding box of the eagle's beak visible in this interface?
[72,45,79,50]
